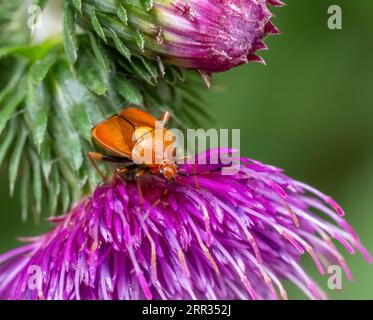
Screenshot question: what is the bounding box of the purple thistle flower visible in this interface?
[0,149,370,300]
[79,0,283,73]
[155,0,283,72]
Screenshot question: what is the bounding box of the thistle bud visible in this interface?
[75,0,284,72]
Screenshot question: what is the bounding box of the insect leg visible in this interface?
[114,167,130,182]
[114,163,139,181]
[159,110,171,128]
[192,163,200,189]
[88,152,133,181]
[151,188,169,209]
[89,152,133,164]
[88,152,107,181]
[135,167,148,205]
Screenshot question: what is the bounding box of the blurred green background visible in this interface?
[0,0,372,299]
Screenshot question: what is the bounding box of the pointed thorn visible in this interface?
[247,54,266,65]
[198,70,212,89]
[156,56,165,77]
[268,0,286,7]
[265,21,282,35]
[254,41,269,51]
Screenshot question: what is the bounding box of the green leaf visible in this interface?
[33,0,49,8]
[58,159,84,189]
[141,0,154,11]
[70,0,82,13]
[0,46,34,59]
[134,30,145,52]
[77,165,88,190]
[53,63,93,142]
[179,103,201,127]
[51,112,83,172]
[29,149,43,215]
[109,28,131,62]
[71,187,82,204]
[58,161,86,202]
[117,4,128,25]
[63,1,78,64]
[26,80,50,150]
[51,86,83,171]
[48,165,61,215]
[181,93,211,120]
[70,103,93,142]
[31,49,58,84]
[114,77,143,105]
[86,157,100,191]
[0,38,61,61]
[89,33,108,71]
[20,159,31,222]
[0,119,16,167]
[91,9,107,43]
[80,95,104,127]
[138,56,158,80]
[8,126,28,196]
[40,137,52,182]
[127,59,156,85]
[61,179,71,213]
[0,79,26,135]
[82,68,107,96]
[0,61,27,104]
[164,66,185,85]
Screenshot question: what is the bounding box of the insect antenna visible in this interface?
[159,111,171,128]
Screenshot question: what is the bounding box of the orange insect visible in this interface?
[88,108,178,187]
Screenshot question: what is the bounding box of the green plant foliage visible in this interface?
[0,1,209,220]
[0,0,30,47]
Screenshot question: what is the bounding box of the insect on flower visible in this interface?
[89,108,206,203]
[89,108,179,185]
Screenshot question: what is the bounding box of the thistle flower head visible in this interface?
[154,0,283,72]
[75,0,283,73]
[0,149,370,300]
